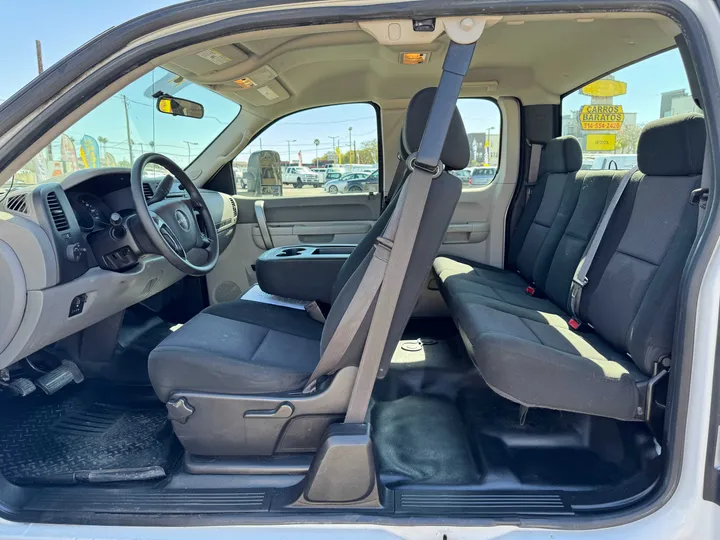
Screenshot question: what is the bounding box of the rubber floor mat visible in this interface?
[0,384,181,484]
[371,395,480,484]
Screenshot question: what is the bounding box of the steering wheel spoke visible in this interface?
[131,153,220,276]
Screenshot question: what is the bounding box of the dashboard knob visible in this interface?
[109,212,122,226]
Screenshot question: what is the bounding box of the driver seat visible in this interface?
[148,88,469,456]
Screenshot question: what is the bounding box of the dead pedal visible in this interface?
[36,360,84,395]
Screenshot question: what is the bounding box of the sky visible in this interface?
[0,1,182,103]
[562,49,691,124]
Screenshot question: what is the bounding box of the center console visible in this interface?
[255,245,354,304]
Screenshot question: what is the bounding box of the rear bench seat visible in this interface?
[433,114,705,421]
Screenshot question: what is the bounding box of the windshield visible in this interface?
[12,67,241,188]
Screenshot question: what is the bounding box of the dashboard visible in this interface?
[0,167,238,371]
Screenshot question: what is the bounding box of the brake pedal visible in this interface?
[36,360,84,395]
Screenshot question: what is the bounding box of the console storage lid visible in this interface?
[255,245,354,304]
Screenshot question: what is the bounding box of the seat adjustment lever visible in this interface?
[244,402,294,418]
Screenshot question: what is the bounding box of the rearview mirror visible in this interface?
[156,95,204,119]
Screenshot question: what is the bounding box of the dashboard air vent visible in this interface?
[46,192,70,231]
[143,183,154,201]
[6,194,28,214]
[230,197,238,218]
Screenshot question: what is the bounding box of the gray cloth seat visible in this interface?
[435,114,705,420]
[149,301,323,401]
[149,87,468,413]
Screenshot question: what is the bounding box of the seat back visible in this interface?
[580,113,705,374]
[323,87,469,374]
[331,87,469,303]
[508,137,583,287]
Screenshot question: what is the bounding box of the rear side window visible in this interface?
[454,99,502,188]
[561,49,697,170]
[232,103,379,198]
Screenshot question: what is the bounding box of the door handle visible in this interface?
[254,200,274,249]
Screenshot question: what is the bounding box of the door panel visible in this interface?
[438,98,520,267]
[207,193,380,304]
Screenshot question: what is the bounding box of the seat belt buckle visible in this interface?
[690,187,709,208]
[568,317,582,331]
[525,285,536,296]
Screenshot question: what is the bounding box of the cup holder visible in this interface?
[276,247,307,257]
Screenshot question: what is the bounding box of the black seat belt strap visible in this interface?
[526,142,543,202]
[569,166,638,321]
[344,40,476,423]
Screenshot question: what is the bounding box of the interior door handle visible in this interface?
[254,200,274,249]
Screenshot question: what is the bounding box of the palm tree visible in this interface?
[97,136,108,163]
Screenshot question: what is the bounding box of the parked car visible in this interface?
[451,168,472,184]
[282,166,321,188]
[324,171,368,193]
[470,166,497,186]
[346,170,379,192]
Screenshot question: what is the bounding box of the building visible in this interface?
[660,89,702,117]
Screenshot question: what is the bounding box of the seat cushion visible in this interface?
[149,300,323,401]
[434,256,527,291]
[455,300,646,421]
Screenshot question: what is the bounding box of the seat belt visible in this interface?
[692,142,711,232]
[525,142,543,203]
[344,41,476,422]
[568,166,638,325]
[383,153,408,207]
[303,41,476,401]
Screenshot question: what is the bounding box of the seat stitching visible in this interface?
[517,316,544,345]
[614,248,661,268]
[248,328,271,364]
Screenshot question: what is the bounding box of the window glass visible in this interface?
[453,99,502,188]
[13,68,241,189]
[233,103,379,198]
[562,49,697,170]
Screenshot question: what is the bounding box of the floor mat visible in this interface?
[0,384,181,484]
[371,395,480,485]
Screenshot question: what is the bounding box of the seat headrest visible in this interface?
[540,136,582,175]
[637,113,705,176]
[401,87,470,171]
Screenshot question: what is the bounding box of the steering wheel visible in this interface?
[130,153,219,276]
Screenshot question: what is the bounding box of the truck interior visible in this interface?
[0,5,713,527]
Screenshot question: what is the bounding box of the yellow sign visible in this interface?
[234,77,256,89]
[586,134,617,151]
[579,105,625,131]
[581,79,627,97]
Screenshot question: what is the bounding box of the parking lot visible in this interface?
[237,185,375,198]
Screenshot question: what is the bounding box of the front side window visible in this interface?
[562,49,696,169]
[13,67,241,188]
[233,103,380,198]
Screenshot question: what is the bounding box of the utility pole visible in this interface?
[35,40,44,74]
[259,138,263,151]
[36,40,53,161]
[354,141,358,164]
[348,127,353,164]
[314,139,320,166]
[286,139,296,164]
[184,141,198,163]
[329,136,340,164]
[121,95,134,162]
